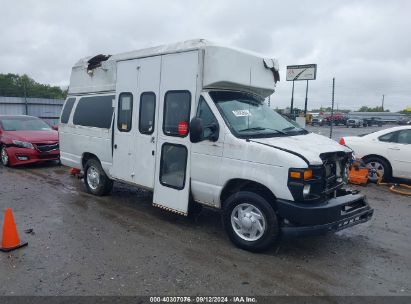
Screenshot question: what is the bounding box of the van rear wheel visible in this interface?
[223,191,279,252]
[84,158,113,196]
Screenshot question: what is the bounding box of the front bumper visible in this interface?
[277,189,374,236]
[6,147,60,166]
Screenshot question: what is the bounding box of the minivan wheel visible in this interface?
[84,158,113,196]
[1,146,9,166]
[223,191,279,252]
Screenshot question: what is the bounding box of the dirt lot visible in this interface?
[0,162,410,296]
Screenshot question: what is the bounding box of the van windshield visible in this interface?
[209,91,307,138]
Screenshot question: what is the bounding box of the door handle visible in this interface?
[388,147,400,150]
[114,144,117,149]
[150,136,155,143]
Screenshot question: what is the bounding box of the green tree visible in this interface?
[0,73,67,99]
[399,108,411,114]
[357,106,389,112]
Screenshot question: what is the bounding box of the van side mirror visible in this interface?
[189,118,219,143]
[189,117,204,143]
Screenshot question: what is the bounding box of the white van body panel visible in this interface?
[190,94,225,206]
[59,95,114,173]
[203,46,275,97]
[253,133,351,166]
[219,133,305,204]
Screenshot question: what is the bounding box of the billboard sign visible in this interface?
[286,64,317,81]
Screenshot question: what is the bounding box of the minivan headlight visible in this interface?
[12,140,34,149]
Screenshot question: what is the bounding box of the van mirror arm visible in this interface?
[204,122,219,142]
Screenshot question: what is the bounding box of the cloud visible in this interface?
[0,0,410,110]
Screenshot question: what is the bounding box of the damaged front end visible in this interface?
[279,151,374,236]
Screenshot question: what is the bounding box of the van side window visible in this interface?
[163,91,191,137]
[197,96,218,138]
[73,95,114,128]
[160,143,188,190]
[60,98,76,123]
[139,92,156,134]
[117,93,133,132]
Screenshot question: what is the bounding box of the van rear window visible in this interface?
[73,95,114,128]
[60,98,76,124]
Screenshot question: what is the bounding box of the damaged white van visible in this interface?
[59,39,373,251]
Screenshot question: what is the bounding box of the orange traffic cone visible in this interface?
[0,208,28,252]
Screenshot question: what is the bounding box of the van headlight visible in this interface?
[303,185,311,198]
[12,140,34,149]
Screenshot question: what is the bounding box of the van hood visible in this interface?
[251,132,350,165]
[6,130,58,143]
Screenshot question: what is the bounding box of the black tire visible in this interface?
[363,156,392,183]
[1,145,10,167]
[223,191,279,252]
[84,158,113,196]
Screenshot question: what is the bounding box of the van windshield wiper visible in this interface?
[282,126,308,134]
[239,127,287,135]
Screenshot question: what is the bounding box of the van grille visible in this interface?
[320,152,349,193]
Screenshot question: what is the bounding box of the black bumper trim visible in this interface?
[277,191,374,235]
[282,208,374,237]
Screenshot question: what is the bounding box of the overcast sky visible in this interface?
[1,0,410,111]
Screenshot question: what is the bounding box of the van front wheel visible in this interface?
[84,158,113,196]
[223,191,279,252]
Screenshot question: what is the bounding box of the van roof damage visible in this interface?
[69,39,279,97]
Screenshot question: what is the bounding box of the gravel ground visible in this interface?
[0,161,410,296]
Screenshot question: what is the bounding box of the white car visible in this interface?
[340,126,411,182]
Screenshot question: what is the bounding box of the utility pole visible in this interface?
[330,77,335,139]
[23,79,28,115]
[290,80,295,119]
[304,80,309,116]
[382,94,385,111]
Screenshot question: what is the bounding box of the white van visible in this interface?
[59,39,373,251]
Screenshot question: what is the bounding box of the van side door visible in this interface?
[111,57,161,187]
[153,51,199,215]
[111,61,137,182]
[190,94,224,207]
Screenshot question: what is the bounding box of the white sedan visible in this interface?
[340,126,411,182]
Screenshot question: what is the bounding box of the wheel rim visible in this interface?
[366,161,384,182]
[87,166,100,190]
[231,203,266,242]
[1,147,8,165]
